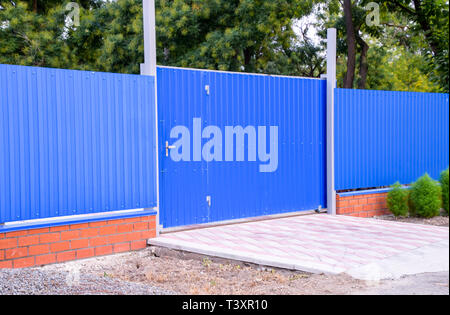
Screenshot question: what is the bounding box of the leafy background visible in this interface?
[0,0,448,92]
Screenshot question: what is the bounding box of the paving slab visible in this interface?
[148,214,449,280]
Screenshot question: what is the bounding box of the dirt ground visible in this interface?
[375,212,449,227]
[41,247,369,295]
[36,244,448,295]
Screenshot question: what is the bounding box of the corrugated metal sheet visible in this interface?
[335,88,449,190]
[157,66,327,228]
[0,64,157,223]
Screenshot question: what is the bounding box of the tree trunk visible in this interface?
[356,34,369,89]
[33,0,38,13]
[243,48,252,72]
[343,0,356,88]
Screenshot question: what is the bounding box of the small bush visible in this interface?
[386,182,409,217]
[440,168,449,214]
[409,173,442,218]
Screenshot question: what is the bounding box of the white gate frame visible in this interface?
[326,28,337,215]
[141,0,162,234]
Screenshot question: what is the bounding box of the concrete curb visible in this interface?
[148,238,346,275]
[149,237,449,281]
[346,239,449,281]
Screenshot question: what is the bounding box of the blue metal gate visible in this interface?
[157,67,327,228]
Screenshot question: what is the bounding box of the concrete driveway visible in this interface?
[149,214,449,281]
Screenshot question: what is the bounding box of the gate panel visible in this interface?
[205,72,327,222]
[157,66,326,228]
[157,68,208,227]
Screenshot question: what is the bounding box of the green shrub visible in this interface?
[409,173,442,218]
[440,168,449,214]
[386,182,409,217]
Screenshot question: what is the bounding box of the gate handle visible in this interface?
[165,141,176,157]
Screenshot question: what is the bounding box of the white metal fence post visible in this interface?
[141,0,157,76]
[326,28,337,215]
[141,0,161,234]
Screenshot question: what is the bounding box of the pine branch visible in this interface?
[387,0,416,16]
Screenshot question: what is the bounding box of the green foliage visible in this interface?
[440,168,449,214]
[0,2,71,68]
[386,182,409,217]
[156,0,319,73]
[264,39,325,77]
[1,0,324,75]
[409,174,442,218]
[94,0,144,74]
[366,45,441,92]
[381,0,449,92]
[0,0,102,14]
[316,0,448,91]
[0,0,447,91]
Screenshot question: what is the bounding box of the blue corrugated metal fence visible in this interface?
[2,63,448,228]
[0,64,157,223]
[335,88,449,190]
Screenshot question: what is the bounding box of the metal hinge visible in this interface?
[206,195,211,207]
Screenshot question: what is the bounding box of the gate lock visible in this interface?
[165,141,176,157]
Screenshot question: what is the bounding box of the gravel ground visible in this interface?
[1,245,445,295]
[0,267,175,295]
[1,215,448,295]
[0,249,368,295]
[1,247,448,295]
[375,212,449,227]
[354,271,449,295]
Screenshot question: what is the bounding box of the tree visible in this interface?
[265,42,326,78]
[316,0,376,88]
[76,0,323,75]
[343,0,357,88]
[366,45,441,92]
[156,0,319,73]
[383,0,449,92]
[315,0,443,91]
[341,0,384,89]
[0,0,102,14]
[93,0,145,74]
[0,0,446,92]
[1,0,319,75]
[0,1,72,68]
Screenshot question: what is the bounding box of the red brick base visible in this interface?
[0,215,156,269]
[336,192,391,218]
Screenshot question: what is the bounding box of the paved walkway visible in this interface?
[148,214,449,280]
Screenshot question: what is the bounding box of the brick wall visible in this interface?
[336,192,391,218]
[0,215,156,269]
